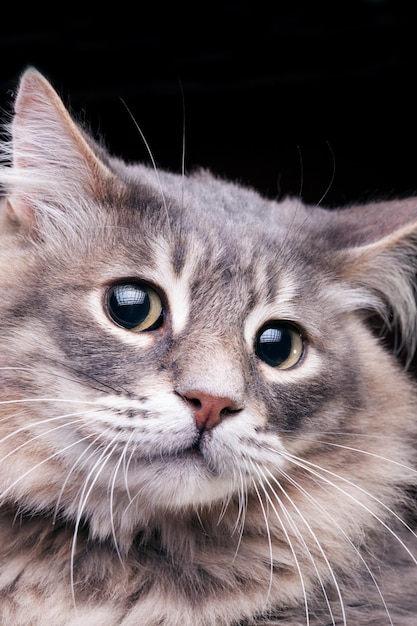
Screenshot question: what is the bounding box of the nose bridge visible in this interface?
[173,330,246,403]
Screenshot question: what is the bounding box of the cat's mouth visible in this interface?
[182,437,204,457]
[172,435,210,463]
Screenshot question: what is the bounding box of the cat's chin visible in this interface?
[135,450,243,508]
[77,461,243,549]
[56,442,248,547]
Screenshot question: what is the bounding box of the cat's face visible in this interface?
[0,69,416,551]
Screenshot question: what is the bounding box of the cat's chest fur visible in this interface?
[0,68,417,626]
[2,511,415,626]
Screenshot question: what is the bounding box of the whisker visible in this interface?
[121,476,147,519]
[121,431,136,504]
[195,508,207,534]
[260,465,341,626]
[296,144,304,202]
[217,469,242,527]
[177,77,186,207]
[0,397,99,407]
[315,140,336,208]
[216,491,233,527]
[294,436,417,475]
[231,466,249,557]
[0,364,119,397]
[120,98,171,231]
[250,475,275,609]
[40,355,134,397]
[53,428,111,524]
[0,412,88,461]
[70,431,121,607]
[277,448,417,566]
[0,432,94,502]
[109,436,133,564]
[251,461,310,622]
[273,465,394,626]
[278,428,415,442]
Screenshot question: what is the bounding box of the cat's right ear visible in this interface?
[2,68,116,235]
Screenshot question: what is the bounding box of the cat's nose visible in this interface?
[183,390,242,431]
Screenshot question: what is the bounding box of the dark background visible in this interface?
[1,1,416,207]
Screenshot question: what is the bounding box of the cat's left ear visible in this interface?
[333,200,417,359]
[4,67,115,231]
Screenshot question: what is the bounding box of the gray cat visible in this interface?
[0,68,416,625]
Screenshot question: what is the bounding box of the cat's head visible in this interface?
[1,68,417,549]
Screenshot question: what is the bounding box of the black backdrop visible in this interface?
[1,1,416,207]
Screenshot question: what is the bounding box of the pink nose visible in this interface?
[184,390,241,431]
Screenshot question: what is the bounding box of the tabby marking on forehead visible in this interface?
[166,272,191,335]
[145,237,192,335]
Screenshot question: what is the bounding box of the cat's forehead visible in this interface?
[96,174,332,336]
[103,166,329,287]
[116,183,298,279]
[120,166,317,255]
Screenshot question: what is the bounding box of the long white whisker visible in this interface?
[315,140,336,207]
[0,431,94,509]
[121,431,136,504]
[250,475,275,608]
[0,395,97,429]
[216,486,234,527]
[53,428,110,524]
[251,461,310,622]
[0,397,99,407]
[177,77,186,208]
[0,365,117,396]
[121,478,147,518]
[279,429,413,441]
[0,413,86,465]
[70,431,120,608]
[216,466,248,561]
[231,466,249,559]
[119,99,171,230]
[109,436,133,564]
[278,449,417,566]
[216,464,236,526]
[284,434,417,475]
[260,465,341,626]
[275,465,394,626]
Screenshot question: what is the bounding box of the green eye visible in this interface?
[255,322,304,369]
[107,282,164,331]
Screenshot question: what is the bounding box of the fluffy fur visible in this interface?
[0,68,417,625]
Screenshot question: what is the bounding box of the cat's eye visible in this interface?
[106,282,164,331]
[255,322,304,369]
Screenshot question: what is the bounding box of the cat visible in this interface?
[0,67,417,626]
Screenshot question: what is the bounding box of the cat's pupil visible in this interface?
[255,323,304,369]
[107,283,163,331]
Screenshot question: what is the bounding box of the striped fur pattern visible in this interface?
[0,68,417,625]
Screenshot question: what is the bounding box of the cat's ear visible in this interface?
[334,200,417,360]
[3,67,115,232]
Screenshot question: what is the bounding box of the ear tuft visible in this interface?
[333,200,417,365]
[1,67,114,233]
